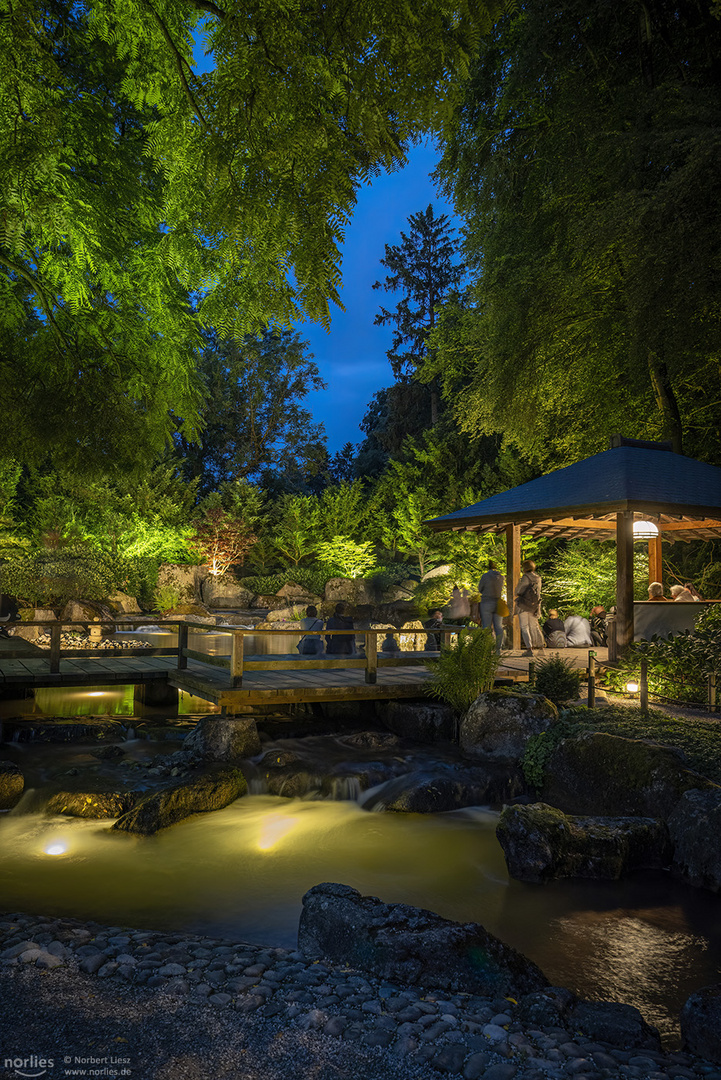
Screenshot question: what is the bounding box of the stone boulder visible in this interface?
[399,620,426,651]
[298,882,548,997]
[541,732,717,819]
[46,790,136,819]
[379,766,525,813]
[668,788,721,891]
[157,563,199,603]
[183,716,261,762]
[264,606,305,624]
[517,988,660,1050]
[61,599,113,623]
[422,564,452,581]
[323,577,376,606]
[496,802,671,883]
[276,582,322,606]
[253,594,288,612]
[380,580,417,604]
[460,691,558,764]
[0,760,23,810]
[376,699,456,743]
[112,766,246,834]
[201,575,256,609]
[681,984,721,1063]
[107,591,141,614]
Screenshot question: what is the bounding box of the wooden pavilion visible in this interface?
[425,436,721,652]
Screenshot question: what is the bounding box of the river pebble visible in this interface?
[0,910,717,1079]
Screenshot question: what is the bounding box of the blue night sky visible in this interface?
[300,143,459,454]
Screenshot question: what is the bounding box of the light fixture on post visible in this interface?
[633,519,659,541]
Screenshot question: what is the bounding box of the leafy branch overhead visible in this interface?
[0,0,502,466]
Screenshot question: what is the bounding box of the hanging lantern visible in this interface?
[633,520,659,540]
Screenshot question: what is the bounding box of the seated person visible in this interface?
[423,609,443,651]
[297,605,324,656]
[542,609,567,648]
[563,613,593,647]
[325,602,356,655]
[380,631,400,654]
[589,605,608,646]
[648,581,668,601]
[686,582,703,600]
[670,584,695,602]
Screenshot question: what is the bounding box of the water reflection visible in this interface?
[0,685,218,721]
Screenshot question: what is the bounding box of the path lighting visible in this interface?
[625,680,639,695]
[632,520,659,541]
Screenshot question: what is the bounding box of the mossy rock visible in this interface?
[0,760,24,810]
[46,790,136,819]
[541,731,718,819]
[461,691,558,764]
[112,766,246,834]
[497,802,671,883]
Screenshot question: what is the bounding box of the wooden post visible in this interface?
[230,629,244,687]
[177,622,189,670]
[365,630,377,684]
[607,617,617,663]
[640,658,649,716]
[616,511,635,654]
[708,671,717,712]
[587,650,596,709]
[506,523,521,650]
[648,534,663,588]
[49,622,61,674]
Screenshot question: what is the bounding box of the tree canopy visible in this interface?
[1,0,502,466]
[429,0,721,468]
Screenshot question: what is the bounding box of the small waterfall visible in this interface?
[124,727,136,741]
[359,773,417,812]
[329,776,362,802]
[248,776,269,795]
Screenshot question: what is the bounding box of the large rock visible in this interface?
[376,699,456,743]
[517,989,661,1050]
[202,575,256,609]
[183,716,261,762]
[398,620,426,651]
[61,599,113,623]
[0,760,24,810]
[681,984,721,1063]
[541,732,717,818]
[46,790,136,818]
[264,606,305,624]
[460,691,558,764]
[157,563,199,603]
[112,766,246,834]
[107,591,141,614]
[298,882,548,997]
[379,766,525,813]
[496,802,671,883]
[276,582,322,606]
[668,788,721,891]
[323,578,376,606]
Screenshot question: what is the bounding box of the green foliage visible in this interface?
[543,542,648,613]
[1,548,120,607]
[603,606,721,705]
[243,568,332,598]
[425,626,499,712]
[521,718,584,792]
[534,655,581,707]
[189,500,257,576]
[154,583,182,613]
[413,574,455,617]
[315,537,376,579]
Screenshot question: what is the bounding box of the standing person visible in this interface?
[478,560,506,656]
[297,605,325,656]
[424,609,444,651]
[515,559,544,656]
[325,602,356,655]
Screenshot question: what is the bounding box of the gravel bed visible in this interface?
[1,912,720,1080]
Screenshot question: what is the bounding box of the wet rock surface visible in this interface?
[460,692,558,764]
[0,759,23,809]
[298,882,549,998]
[377,699,457,743]
[0,908,717,1080]
[668,788,721,892]
[541,732,717,818]
[112,766,246,834]
[182,714,262,762]
[681,983,721,1064]
[45,789,137,819]
[497,802,672,882]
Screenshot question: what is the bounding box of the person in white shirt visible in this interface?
[564,614,593,648]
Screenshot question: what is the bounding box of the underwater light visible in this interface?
[44,842,67,856]
[257,815,298,851]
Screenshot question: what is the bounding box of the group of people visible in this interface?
[297,603,356,656]
[648,581,702,602]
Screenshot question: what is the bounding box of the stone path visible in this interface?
[1,912,719,1080]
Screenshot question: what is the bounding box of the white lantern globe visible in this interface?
[633,520,659,540]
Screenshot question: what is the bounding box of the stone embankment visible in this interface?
[1,907,719,1080]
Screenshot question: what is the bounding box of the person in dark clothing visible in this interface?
[542,609,567,648]
[423,609,443,651]
[325,602,355,655]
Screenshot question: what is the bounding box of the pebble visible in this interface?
[0,910,716,1080]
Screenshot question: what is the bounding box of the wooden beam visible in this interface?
[616,511,635,652]
[648,535,663,586]
[506,523,521,650]
[534,518,616,531]
[657,518,721,532]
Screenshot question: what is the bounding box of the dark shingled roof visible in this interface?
[426,446,721,541]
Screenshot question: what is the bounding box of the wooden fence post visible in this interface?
[640,658,649,716]
[708,671,717,712]
[365,630,377,684]
[587,650,596,709]
[230,630,244,687]
[49,622,61,674]
[177,622,189,670]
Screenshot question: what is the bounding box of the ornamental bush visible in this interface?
[534,655,581,706]
[425,626,499,712]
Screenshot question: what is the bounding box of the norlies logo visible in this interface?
[4,1057,54,1078]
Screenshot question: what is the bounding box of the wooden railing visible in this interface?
[9,618,462,688]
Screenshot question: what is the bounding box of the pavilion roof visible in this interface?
[425,444,721,542]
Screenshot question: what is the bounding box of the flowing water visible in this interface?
[1,687,720,1045]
